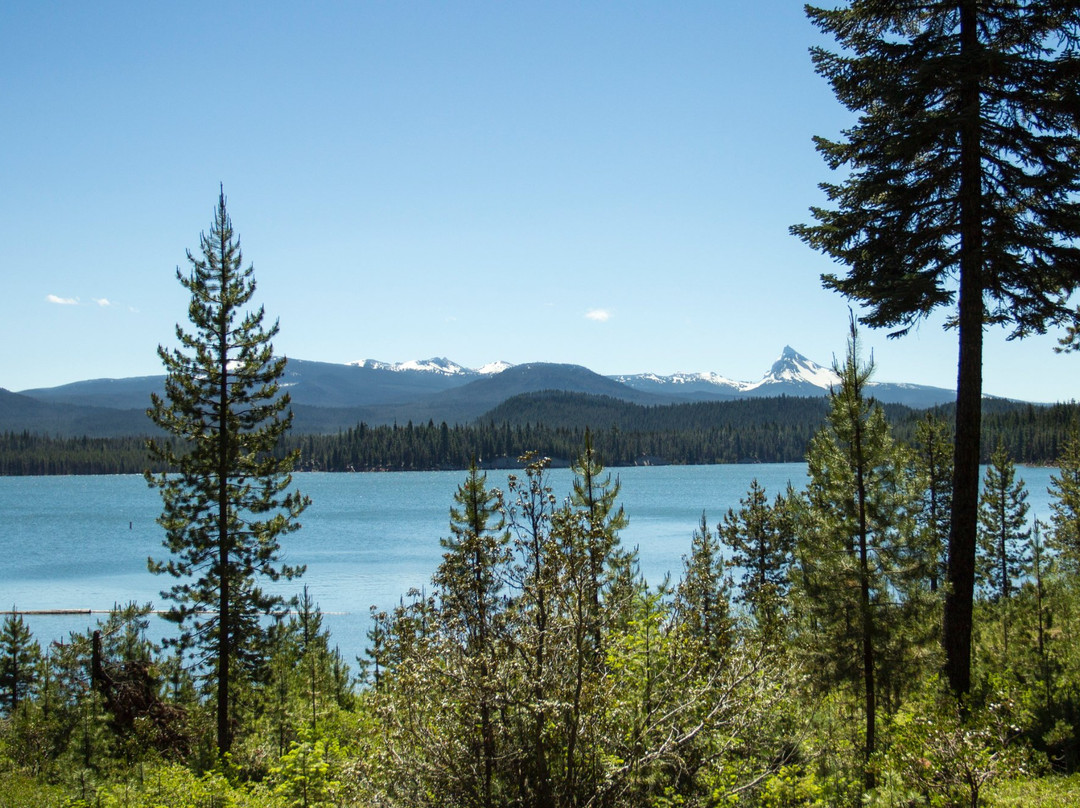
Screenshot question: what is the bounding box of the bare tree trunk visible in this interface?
[943,0,984,701]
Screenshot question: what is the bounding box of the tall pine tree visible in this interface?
[792,0,1080,698]
[432,462,511,808]
[976,440,1030,663]
[977,441,1031,604]
[795,321,914,788]
[146,188,309,757]
[569,429,629,655]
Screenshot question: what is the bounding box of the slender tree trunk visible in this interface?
[1036,553,1051,714]
[480,657,494,808]
[943,0,983,700]
[472,525,496,808]
[860,543,875,788]
[217,284,232,758]
[999,522,1010,661]
[532,519,553,808]
[853,400,876,790]
[218,471,231,756]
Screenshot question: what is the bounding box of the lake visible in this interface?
[0,463,1058,667]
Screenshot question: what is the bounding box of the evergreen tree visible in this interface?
[675,513,732,659]
[977,441,1030,664]
[1048,428,1080,573]
[295,587,326,731]
[258,587,353,758]
[795,322,914,787]
[434,462,510,661]
[1027,519,1054,716]
[146,188,309,757]
[792,0,1080,698]
[719,480,794,630]
[431,462,511,808]
[569,429,629,655]
[0,613,40,714]
[977,441,1031,604]
[291,587,349,730]
[505,454,560,808]
[910,412,953,594]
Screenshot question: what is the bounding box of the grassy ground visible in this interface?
[5,770,1080,807]
[988,774,1080,807]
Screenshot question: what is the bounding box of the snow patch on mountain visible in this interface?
[668,371,747,388]
[396,357,469,375]
[349,357,514,376]
[617,370,748,391]
[347,359,392,371]
[477,361,514,375]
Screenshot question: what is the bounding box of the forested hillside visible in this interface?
[2,394,1077,475]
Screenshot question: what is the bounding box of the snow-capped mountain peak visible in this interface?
[753,346,839,389]
[348,357,514,376]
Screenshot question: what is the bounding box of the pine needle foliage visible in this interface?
[977,441,1031,605]
[145,188,309,758]
[1048,429,1080,573]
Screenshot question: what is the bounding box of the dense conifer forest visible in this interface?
[2,395,1077,475]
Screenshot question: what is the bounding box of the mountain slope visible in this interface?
[0,388,153,437]
[374,363,678,425]
[5,347,961,437]
[616,346,955,407]
[281,359,474,407]
[19,376,167,410]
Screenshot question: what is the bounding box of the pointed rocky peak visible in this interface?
[758,346,839,389]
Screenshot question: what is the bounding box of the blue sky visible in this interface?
[2,2,1077,402]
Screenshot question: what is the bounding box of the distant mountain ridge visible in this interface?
[3,347,959,437]
[614,346,955,406]
[347,357,513,376]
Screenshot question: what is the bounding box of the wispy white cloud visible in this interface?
[46,294,79,305]
[585,308,611,322]
[92,297,112,307]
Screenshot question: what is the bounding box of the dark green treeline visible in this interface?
[1,395,1078,475]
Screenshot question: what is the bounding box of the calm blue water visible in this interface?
[0,464,1057,667]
